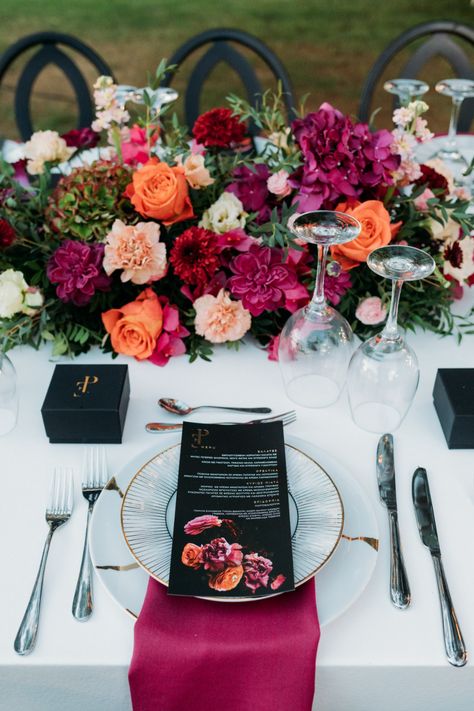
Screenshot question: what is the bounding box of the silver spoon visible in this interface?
[158,398,271,416]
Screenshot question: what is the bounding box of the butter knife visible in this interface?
[412,467,467,667]
[376,433,411,609]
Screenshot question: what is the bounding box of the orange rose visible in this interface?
[181,543,202,569]
[208,565,244,592]
[102,287,163,360]
[331,200,401,270]
[124,158,194,226]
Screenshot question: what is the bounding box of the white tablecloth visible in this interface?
[2,292,474,711]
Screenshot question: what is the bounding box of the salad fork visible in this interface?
[72,447,108,621]
[145,410,296,433]
[14,468,74,655]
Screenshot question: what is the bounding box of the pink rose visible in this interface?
[355,296,387,325]
[414,188,435,212]
[267,169,291,198]
[194,289,251,343]
[184,514,222,535]
[201,538,243,572]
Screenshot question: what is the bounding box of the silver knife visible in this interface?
[412,467,467,667]
[376,433,411,609]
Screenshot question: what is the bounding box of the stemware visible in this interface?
[431,79,474,173]
[383,78,429,106]
[347,245,435,433]
[278,211,361,408]
[0,351,18,435]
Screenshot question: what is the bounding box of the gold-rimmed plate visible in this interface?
[120,443,344,601]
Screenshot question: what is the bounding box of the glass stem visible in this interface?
[309,245,328,313]
[445,96,462,152]
[381,279,403,340]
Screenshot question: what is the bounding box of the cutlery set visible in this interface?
[377,433,467,668]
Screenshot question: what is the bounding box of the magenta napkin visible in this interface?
[129,578,320,711]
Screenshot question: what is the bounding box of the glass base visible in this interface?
[285,374,341,408]
[351,401,402,433]
[0,408,17,435]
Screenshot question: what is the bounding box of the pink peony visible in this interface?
[194,289,251,343]
[47,240,111,306]
[355,296,387,325]
[267,169,292,197]
[103,219,167,284]
[216,228,256,253]
[243,553,273,593]
[201,537,243,572]
[227,164,274,223]
[227,244,298,316]
[184,514,222,536]
[148,296,190,366]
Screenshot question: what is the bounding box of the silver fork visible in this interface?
[14,468,74,656]
[145,410,296,433]
[72,447,108,621]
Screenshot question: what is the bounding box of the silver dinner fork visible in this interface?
[14,468,74,656]
[72,447,108,621]
[145,410,297,433]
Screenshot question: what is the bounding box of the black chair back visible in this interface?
[359,21,474,130]
[160,28,295,133]
[0,31,114,140]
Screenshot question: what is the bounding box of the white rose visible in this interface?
[23,287,44,315]
[0,269,28,318]
[199,192,247,234]
[24,130,75,175]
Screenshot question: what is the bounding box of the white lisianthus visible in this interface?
[24,130,75,175]
[0,270,43,318]
[199,192,247,234]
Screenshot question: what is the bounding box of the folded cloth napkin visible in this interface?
[129,578,320,711]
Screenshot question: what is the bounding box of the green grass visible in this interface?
[0,0,472,138]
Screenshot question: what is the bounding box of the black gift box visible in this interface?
[41,364,130,443]
[433,368,474,449]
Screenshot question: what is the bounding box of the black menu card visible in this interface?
[168,421,295,598]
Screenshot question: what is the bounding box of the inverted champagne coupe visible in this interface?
[347,245,435,433]
[430,79,474,176]
[278,211,361,408]
[384,78,429,106]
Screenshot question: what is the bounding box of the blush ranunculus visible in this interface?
[355,296,387,325]
[101,287,163,360]
[181,543,202,569]
[124,158,194,225]
[331,200,401,270]
[208,564,244,592]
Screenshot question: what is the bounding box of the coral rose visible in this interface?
[331,200,401,270]
[124,158,194,225]
[181,543,202,570]
[208,565,244,592]
[102,287,163,360]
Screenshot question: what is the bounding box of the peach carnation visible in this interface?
[103,219,167,284]
[194,289,251,343]
[24,130,75,175]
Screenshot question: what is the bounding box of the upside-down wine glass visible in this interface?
[347,245,435,433]
[0,349,18,435]
[383,78,430,107]
[278,211,361,408]
[430,79,474,176]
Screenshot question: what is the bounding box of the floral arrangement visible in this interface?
[180,515,286,594]
[0,65,473,365]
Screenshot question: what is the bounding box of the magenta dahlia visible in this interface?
[47,240,111,306]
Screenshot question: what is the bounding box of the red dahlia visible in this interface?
[169,227,220,286]
[0,218,16,248]
[192,108,247,149]
[415,165,449,196]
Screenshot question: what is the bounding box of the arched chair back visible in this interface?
[0,31,114,140]
[160,28,295,133]
[359,21,474,131]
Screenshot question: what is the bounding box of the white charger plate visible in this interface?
[89,435,379,625]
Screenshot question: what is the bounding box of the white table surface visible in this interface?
[2,291,474,711]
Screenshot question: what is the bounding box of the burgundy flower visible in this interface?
[325,269,352,306]
[0,218,16,248]
[228,244,298,316]
[227,164,273,222]
[61,127,100,149]
[148,296,190,367]
[192,107,247,149]
[183,515,222,536]
[415,164,449,196]
[444,241,463,269]
[169,227,220,286]
[201,537,243,572]
[47,240,111,306]
[290,103,399,210]
[283,248,311,312]
[243,553,273,593]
